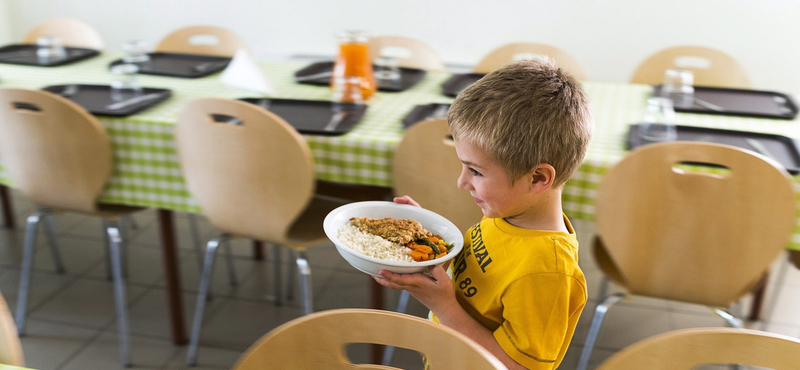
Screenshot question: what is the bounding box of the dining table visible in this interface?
[1,51,800,347]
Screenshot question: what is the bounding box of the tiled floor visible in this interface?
[2,189,800,370]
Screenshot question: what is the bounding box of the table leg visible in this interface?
[747,271,769,321]
[158,209,187,345]
[370,278,385,363]
[1,185,15,228]
[253,240,264,260]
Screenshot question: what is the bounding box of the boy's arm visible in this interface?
[374,266,528,370]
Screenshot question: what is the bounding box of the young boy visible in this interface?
[375,59,593,370]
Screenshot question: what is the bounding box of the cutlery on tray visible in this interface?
[193,61,229,73]
[105,92,166,110]
[745,138,777,161]
[296,71,333,82]
[692,97,725,112]
[59,84,79,97]
[324,108,348,132]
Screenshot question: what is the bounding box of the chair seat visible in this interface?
[285,195,348,248]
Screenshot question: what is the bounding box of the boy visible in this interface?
[375,59,593,370]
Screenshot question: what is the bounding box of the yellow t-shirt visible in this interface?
[434,215,587,369]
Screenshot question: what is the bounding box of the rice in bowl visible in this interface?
[337,223,414,263]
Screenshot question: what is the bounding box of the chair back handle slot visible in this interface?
[210,114,243,126]
[12,102,42,112]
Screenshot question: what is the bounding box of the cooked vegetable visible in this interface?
[406,234,452,262]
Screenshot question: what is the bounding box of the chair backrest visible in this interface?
[473,42,588,80]
[155,25,249,57]
[0,88,112,214]
[596,328,800,370]
[595,142,796,307]
[175,98,315,243]
[22,17,105,49]
[232,309,507,370]
[0,292,23,366]
[630,45,751,88]
[368,36,445,71]
[392,119,483,233]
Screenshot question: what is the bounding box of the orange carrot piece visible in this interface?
[411,250,427,262]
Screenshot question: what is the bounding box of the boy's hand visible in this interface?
[393,195,421,207]
[372,266,458,315]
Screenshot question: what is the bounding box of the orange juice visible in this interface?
[332,31,376,101]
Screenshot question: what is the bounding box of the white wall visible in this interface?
[6,0,800,92]
[0,0,13,44]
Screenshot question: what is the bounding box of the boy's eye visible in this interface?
[468,167,483,177]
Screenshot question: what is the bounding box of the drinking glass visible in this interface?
[374,56,401,88]
[332,76,365,104]
[636,97,677,146]
[122,39,150,63]
[661,68,694,107]
[36,35,67,60]
[332,30,376,100]
[109,63,142,101]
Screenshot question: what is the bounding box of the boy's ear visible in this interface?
[529,164,556,194]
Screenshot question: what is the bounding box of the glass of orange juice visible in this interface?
[331,30,376,101]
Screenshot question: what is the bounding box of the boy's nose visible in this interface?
[456,168,470,190]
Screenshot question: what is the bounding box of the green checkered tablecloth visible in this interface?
[2,53,800,248]
[0,53,453,211]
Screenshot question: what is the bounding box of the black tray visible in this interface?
[109,52,231,78]
[42,84,172,117]
[239,98,367,136]
[0,44,99,67]
[293,61,426,92]
[627,124,800,174]
[653,85,798,120]
[402,103,451,128]
[441,73,485,97]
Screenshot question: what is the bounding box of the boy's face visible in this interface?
[454,138,533,220]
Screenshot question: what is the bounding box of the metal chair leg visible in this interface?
[15,211,44,335]
[382,290,412,365]
[296,251,313,315]
[41,212,64,274]
[103,223,113,280]
[713,308,743,328]
[105,219,131,367]
[576,293,626,370]
[273,245,282,306]
[186,235,227,366]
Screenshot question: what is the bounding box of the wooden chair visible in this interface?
[0,88,139,366]
[576,142,796,370]
[0,292,23,366]
[368,36,445,71]
[473,42,588,80]
[232,309,507,370]
[155,25,249,57]
[596,328,800,370]
[22,18,104,49]
[383,118,484,364]
[630,45,751,88]
[175,98,348,366]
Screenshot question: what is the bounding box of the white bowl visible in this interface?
[323,201,464,277]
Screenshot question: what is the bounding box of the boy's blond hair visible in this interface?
[447,59,593,187]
